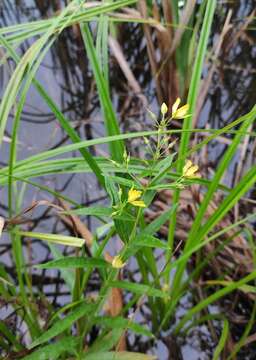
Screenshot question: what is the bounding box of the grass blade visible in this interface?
[175,270,256,333]
[109,280,168,299]
[166,0,217,278]
[212,318,229,360]
[36,257,110,270]
[80,23,124,162]
[29,302,95,349]
[13,231,85,247]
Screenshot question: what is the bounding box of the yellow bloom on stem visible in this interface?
[182,160,200,178]
[128,188,146,208]
[112,255,126,269]
[172,97,189,119]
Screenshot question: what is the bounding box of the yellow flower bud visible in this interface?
[161,102,168,116]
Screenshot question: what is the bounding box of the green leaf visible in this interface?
[143,206,177,235]
[82,351,157,360]
[93,316,153,338]
[150,153,176,186]
[109,281,167,299]
[80,23,124,162]
[33,80,105,187]
[103,177,134,243]
[227,301,256,360]
[23,337,78,360]
[197,165,256,240]
[67,206,113,217]
[206,281,256,295]
[135,234,170,250]
[175,270,256,333]
[105,176,119,205]
[170,106,256,306]
[213,318,229,360]
[36,257,110,270]
[13,231,85,247]
[87,329,124,354]
[167,0,217,279]
[0,275,15,288]
[29,302,95,348]
[48,244,75,291]
[182,0,217,149]
[109,175,142,189]
[1,0,137,45]
[0,128,252,179]
[0,320,23,351]
[67,206,135,222]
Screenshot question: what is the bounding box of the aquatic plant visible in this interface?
[0,0,255,359]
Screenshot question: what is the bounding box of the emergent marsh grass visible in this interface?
[0,1,256,359]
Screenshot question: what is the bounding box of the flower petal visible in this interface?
[130,200,146,208]
[128,188,142,202]
[185,165,199,177]
[182,160,193,175]
[173,104,189,119]
[172,98,181,116]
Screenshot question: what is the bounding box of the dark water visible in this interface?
[0,1,256,359]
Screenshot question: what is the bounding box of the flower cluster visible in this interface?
[160,98,189,120]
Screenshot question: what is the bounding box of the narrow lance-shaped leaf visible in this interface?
[23,337,78,360]
[0,122,252,173]
[83,352,157,360]
[29,302,95,348]
[1,0,137,44]
[36,257,110,270]
[13,231,85,247]
[80,23,124,162]
[109,280,168,299]
[212,318,229,360]
[167,0,217,274]
[93,316,154,338]
[48,244,75,291]
[175,270,256,333]
[135,234,170,250]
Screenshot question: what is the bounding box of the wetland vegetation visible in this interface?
[0,1,256,359]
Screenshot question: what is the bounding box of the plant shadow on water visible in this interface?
[0,1,256,359]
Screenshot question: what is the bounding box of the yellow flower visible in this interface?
[112,255,126,269]
[182,160,200,178]
[128,188,146,208]
[172,98,189,119]
[161,102,168,115]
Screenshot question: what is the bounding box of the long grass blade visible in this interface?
[80,23,124,162]
[166,0,217,276]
